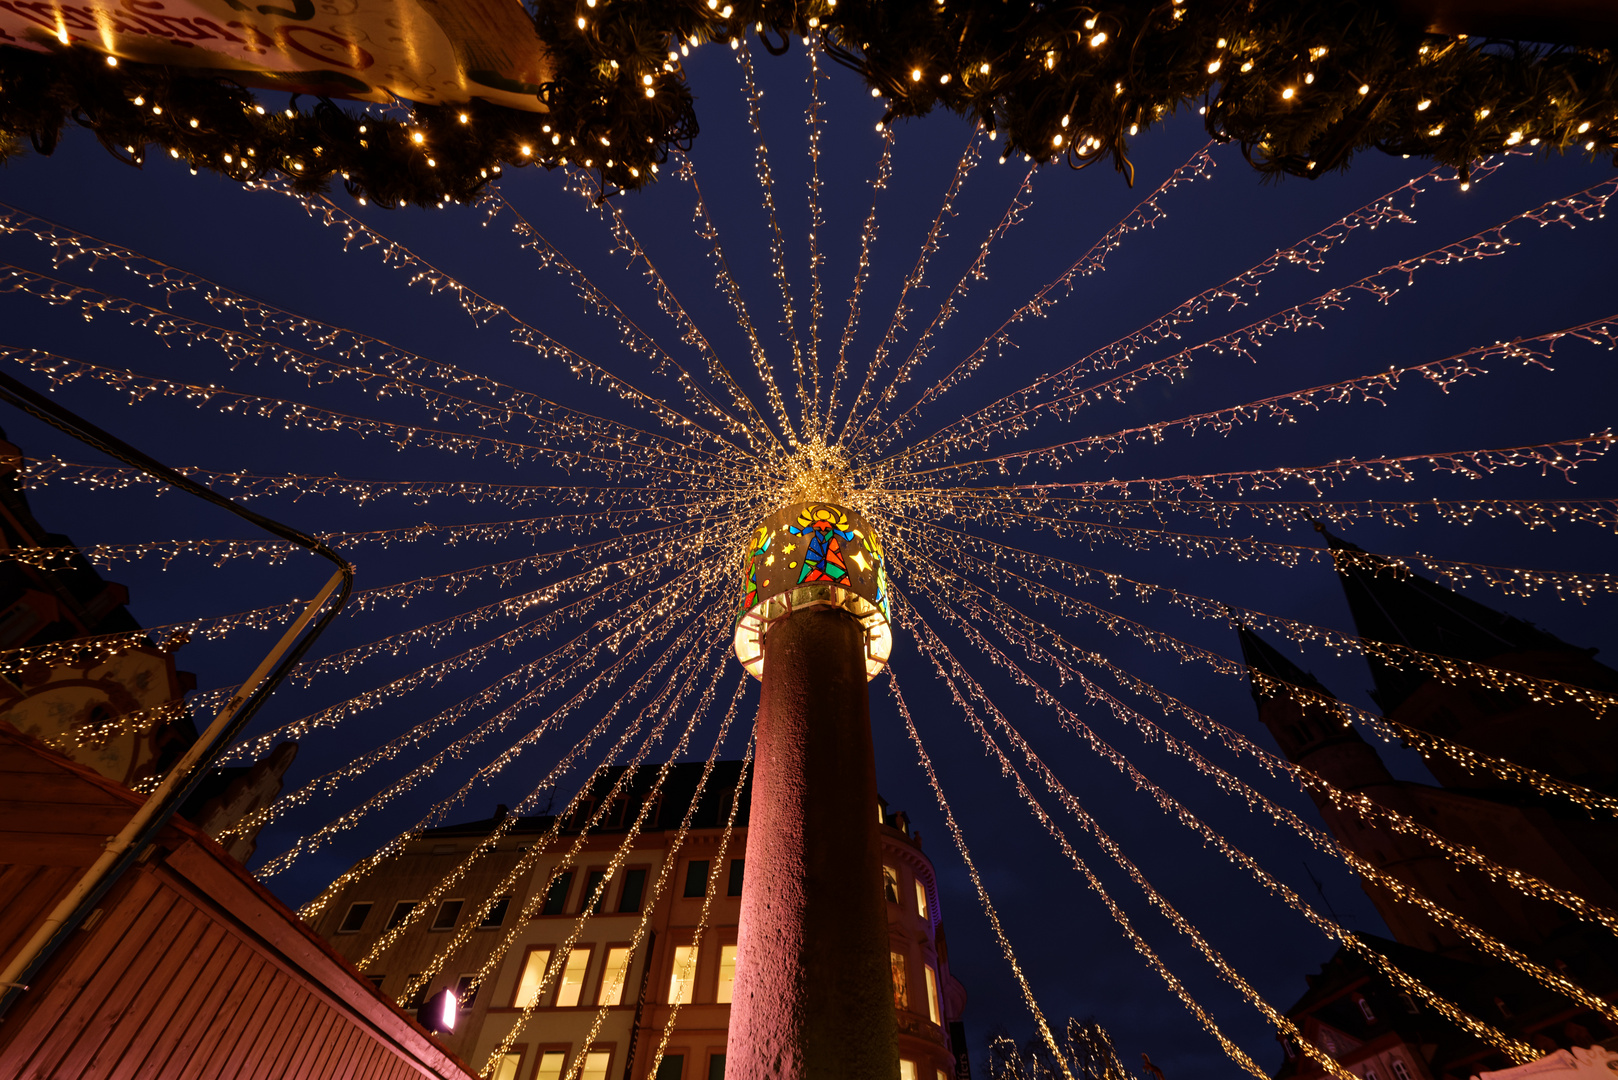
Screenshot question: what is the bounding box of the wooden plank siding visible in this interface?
[0,722,477,1080]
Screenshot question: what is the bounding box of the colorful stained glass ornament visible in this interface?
[788,504,857,585]
[737,524,772,619]
[731,501,894,681]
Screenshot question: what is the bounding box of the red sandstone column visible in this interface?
[725,607,899,1080]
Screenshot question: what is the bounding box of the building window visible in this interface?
[338,902,373,933]
[513,948,553,1008]
[366,974,385,989]
[1365,1068,1380,1080]
[386,901,418,929]
[1357,996,1375,1023]
[620,868,648,913]
[1400,994,1419,1015]
[924,965,941,1025]
[607,796,630,829]
[716,945,738,1004]
[727,859,744,896]
[480,897,510,928]
[557,947,592,1007]
[542,872,574,916]
[1494,996,1512,1018]
[707,1054,726,1080]
[456,974,478,1010]
[890,951,909,1010]
[404,975,428,1010]
[655,1055,683,1080]
[580,1051,612,1080]
[669,945,699,1004]
[598,947,632,1006]
[1390,1060,1411,1080]
[939,1071,952,1080]
[584,870,606,914]
[685,860,710,898]
[900,1060,917,1080]
[883,866,900,903]
[535,1051,566,1080]
[493,1054,523,1080]
[432,900,464,931]
[914,879,929,920]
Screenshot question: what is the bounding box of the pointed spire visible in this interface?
[1237,623,1333,705]
[1314,522,1577,713]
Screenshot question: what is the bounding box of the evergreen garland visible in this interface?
[0,0,1612,205]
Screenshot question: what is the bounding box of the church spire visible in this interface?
[1236,623,1331,705]
[1313,523,1578,714]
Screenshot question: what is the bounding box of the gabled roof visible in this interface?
[1316,525,1578,713]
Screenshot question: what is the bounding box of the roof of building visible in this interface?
[1238,624,1335,705]
[423,759,754,839]
[1317,525,1581,713]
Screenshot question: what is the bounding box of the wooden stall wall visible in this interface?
[0,722,476,1080]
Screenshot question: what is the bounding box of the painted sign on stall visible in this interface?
[0,0,554,110]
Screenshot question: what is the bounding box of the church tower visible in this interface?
[1318,524,1618,797]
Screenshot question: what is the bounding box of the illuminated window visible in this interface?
[598,947,632,1006]
[890,951,909,1009]
[938,1071,951,1080]
[480,897,510,928]
[535,1051,566,1080]
[900,1060,917,1080]
[513,948,552,1008]
[581,1051,611,1080]
[557,948,592,1007]
[685,860,710,898]
[924,965,941,1024]
[716,944,738,1003]
[431,900,464,931]
[541,872,573,916]
[882,867,900,903]
[387,900,418,929]
[493,1054,523,1080]
[669,945,699,1004]
[914,879,929,920]
[338,902,373,933]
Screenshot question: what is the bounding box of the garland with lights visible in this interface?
[2,0,1613,205]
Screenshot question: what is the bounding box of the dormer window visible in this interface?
[1357,996,1375,1023]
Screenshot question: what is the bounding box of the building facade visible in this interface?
[1241,528,1618,1080]
[314,761,970,1080]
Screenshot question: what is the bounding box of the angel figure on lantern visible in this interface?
[737,523,772,618]
[788,504,857,585]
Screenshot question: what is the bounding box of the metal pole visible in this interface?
[725,606,899,1080]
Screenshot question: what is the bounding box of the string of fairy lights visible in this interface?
[2,31,1616,1080]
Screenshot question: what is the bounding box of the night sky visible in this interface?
[1,36,1615,1079]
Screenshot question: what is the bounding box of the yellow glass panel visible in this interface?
[668,945,699,1004]
[900,1061,917,1080]
[716,944,738,1004]
[890,951,909,1010]
[514,948,552,1008]
[535,1052,566,1080]
[924,964,941,1024]
[914,879,929,919]
[598,946,632,1006]
[557,947,590,1007]
[581,1051,611,1080]
[493,1054,522,1080]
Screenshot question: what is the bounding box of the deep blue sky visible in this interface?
[1,37,1615,1079]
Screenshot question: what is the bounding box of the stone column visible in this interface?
[725,606,899,1080]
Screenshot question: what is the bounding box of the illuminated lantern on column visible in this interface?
[727,501,899,1080]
